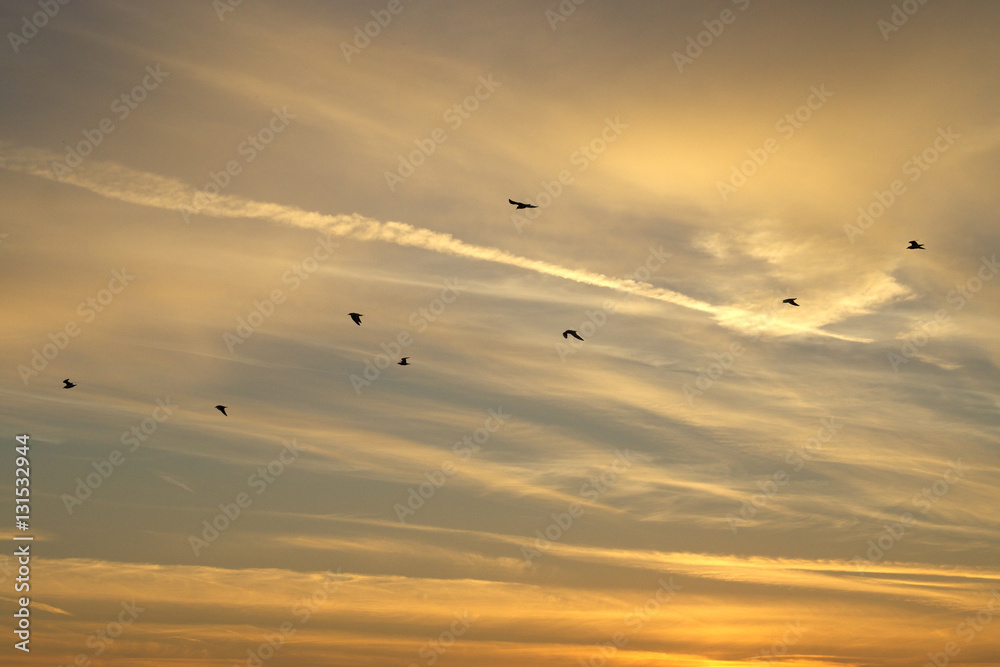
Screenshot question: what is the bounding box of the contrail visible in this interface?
[0,145,869,341]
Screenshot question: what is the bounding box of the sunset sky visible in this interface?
[2,1,1000,665]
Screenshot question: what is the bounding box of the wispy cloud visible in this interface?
[0,145,872,341]
[155,471,196,494]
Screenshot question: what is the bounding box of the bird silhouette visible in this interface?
[563,330,584,341]
[509,199,537,209]
[398,357,410,366]
[215,405,228,416]
[783,298,800,306]
[349,313,363,325]
[907,240,925,249]
[62,379,76,389]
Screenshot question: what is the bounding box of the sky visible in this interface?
[1,1,999,665]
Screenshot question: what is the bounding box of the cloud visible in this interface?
[1,145,873,341]
[155,471,196,494]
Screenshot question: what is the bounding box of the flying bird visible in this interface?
[398,357,410,366]
[563,330,584,341]
[508,199,537,210]
[349,313,363,325]
[907,240,925,249]
[215,405,228,416]
[62,379,76,389]
[783,298,800,306]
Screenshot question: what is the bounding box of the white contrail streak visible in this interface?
[0,146,869,341]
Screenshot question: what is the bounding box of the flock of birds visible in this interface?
[57,197,927,417]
